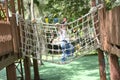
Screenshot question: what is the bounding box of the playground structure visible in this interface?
[18,6,100,64]
[0,0,120,80]
[0,0,40,80]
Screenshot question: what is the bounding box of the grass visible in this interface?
[0,55,101,80]
[39,55,100,80]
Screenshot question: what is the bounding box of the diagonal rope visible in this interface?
[18,4,103,64]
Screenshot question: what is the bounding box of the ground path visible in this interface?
[38,55,100,80]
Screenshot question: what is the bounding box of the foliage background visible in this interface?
[22,0,120,21]
[23,0,90,22]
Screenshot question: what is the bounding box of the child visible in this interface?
[56,23,74,61]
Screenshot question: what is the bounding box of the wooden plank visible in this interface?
[100,6,120,57]
[6,63,17,80]
[99,7,120,51]
[98,6,108,51]
[0,23,14,56]
[105,6,120,46]
[109,7,117,45]
[109,8,116,44]
[116,6,120,45]
[114,7,118,44]
[97,49,106,80]
[105,10,112,44]
[109,54,120,80]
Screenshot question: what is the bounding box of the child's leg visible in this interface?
[60,41,67,61]
[66,43,71,56]
[69,44,74,55]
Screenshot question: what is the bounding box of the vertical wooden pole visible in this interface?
[92,0,107,80]
[6,63,17,80]
[30,0,40,79]
[33,59,40,80]
[97,49,107,80]
[109,54,120,80]
[24,57,31,80]
[19,0,31,79]
[10,0,19,53]
[17,0,21,15]
[17,0,21,58]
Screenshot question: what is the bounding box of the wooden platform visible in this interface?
[0,22,13,56]
[99,6,120,57]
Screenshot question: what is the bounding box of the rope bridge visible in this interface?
[18,6,101,64]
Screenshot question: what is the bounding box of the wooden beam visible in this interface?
[97,49,107,80]
[6,63,17,80]
[33,59,40,80]
[24,57,31,80]
[109,54,120,80]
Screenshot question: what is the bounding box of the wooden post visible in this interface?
[18,0,31,79]
[91,0,107,80]
[17,0,21,14]
[10,0,19,53]
[109,54,120,80]
[30,0,40,79]
[6,63,17,80]
[97,49,107,80]
[33,59,40,80]
[24,57,31,80]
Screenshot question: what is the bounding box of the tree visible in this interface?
[23,0,45,19]
[44,0,90,22]
[105,0,120,10]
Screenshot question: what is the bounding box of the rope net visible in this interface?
[18,7,100,64]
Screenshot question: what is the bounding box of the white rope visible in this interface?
[18,4,103,64]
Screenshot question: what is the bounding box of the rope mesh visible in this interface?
[18,7,100,64]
